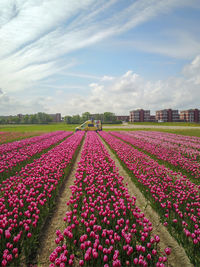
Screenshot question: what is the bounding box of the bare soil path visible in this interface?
[100,137,193,267]
[37,138,85,267]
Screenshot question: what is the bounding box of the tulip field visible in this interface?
[49,132,170,267]
[109,131,200,181]
[99,131,200,266]
[0,131,72,179]
[0,131,84,266]
[0,130,200,266]
[0,131,43,144]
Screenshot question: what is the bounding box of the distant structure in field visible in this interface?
[129,109,151,122]
[155,109,179,122]
[115,115,129,122]
[180,109,200,123]
[129,108,200,122]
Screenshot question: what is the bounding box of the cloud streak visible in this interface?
[0,0,200,116]
[60,55,200,115]
[0,0,198,94]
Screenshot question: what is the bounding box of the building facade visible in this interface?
[129,109,150,122]
[115,115,129,122]
[156,109,179,122]
[180,109,200,122]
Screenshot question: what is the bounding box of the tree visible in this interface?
[71,114,81,124]
[11,116,20,124]
[36,112,52,124]
[103,112,116,123]
[0,117,7,124]
[81,112,91,122]
[29,114,38,124]
[22,114,30,124]
[64,115,72,124]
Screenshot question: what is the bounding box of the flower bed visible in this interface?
[0,132,84,266]
[111,131,200,179]
[49,132,169,267]
[0,131,72,178]
[131,131,200,151]
[0,132,42,144]
[0,131,64,154]
[100,131,200,266]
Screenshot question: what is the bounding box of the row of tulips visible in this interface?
[99,132,200,266]
[0,131,42,144]
[0,131,72,178]
[127,131,200,159]
[110,131,200,179]
[132,131,200,151]
[0,131,84,266]
[49,132,170,267]
[0,131,63,154]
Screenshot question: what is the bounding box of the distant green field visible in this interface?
[1,123,200,138]
[0,123,78,132]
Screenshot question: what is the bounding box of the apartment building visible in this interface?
[129,109,150,122]
[156,109,179,122]
[180,109,200,122]
[115,115,129,122]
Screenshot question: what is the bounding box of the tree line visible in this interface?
[0,111,122,125]
[64,112,121,124]
[0,112,53,124]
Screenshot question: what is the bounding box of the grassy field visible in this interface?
[0,123,200,137]
[0,123,78,132]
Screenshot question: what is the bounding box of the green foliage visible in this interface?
[0,112,53,125]
[64,111,120,124]
[81,112,91,122]
[103,112,117,123]
[0,123,78,132]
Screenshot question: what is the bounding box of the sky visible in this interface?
[0,0,200,116]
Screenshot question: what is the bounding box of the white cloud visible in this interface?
[51,55,200,115]
[0,0,200,115]
[0,0,198,95]
[182,55,200,84]
[1,54,200,116]
[131,33,200,60]
[101,75,115,81]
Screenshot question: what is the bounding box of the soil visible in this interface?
[101,138,193,267]
[36,139,85,267]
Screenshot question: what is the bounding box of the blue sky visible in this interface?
[0,0,200,116]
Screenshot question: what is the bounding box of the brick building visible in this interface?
[180,109,200,122]
[115,115,129,122]
[156,109,179,122]
[150,115,156,122]
[129,109,150,122]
